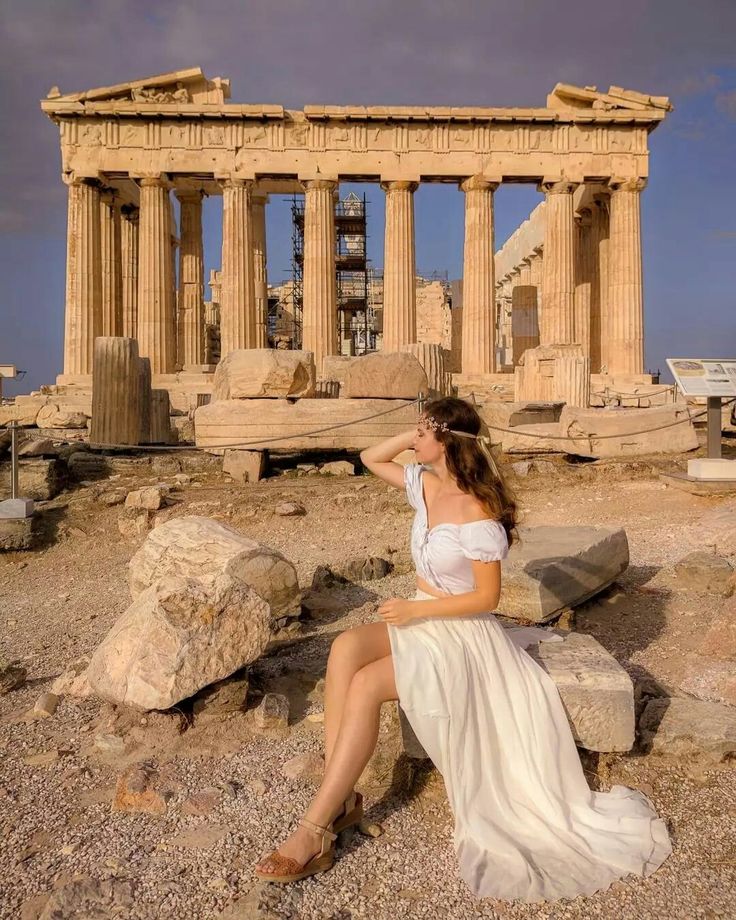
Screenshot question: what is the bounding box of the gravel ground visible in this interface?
[1,453,735,919]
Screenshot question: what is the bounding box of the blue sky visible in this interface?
[1,0,734,393]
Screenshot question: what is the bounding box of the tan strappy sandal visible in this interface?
[332,790,364,834]
[254,816,337,884]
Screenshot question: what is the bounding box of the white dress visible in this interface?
[386,463,672,903]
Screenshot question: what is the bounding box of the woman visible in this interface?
[254,397,672,901]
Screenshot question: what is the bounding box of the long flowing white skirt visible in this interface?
[386,589,672,903]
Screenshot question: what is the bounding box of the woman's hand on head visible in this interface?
[377,597,416,627]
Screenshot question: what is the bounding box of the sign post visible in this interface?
[666,358,736,485]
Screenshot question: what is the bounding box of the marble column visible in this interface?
[175,190,205,369]
[593,194,611,372]
[120,205,139,340]
[512,257,540,364]
[220,178,257,356]
[574,207,593,360]
[381,180,417,351]
[99,190,123,337]
[539,180,578,345]
[302,179,338,373]
[460,176,498,374]
[63,178,102,377]
[608,178,646,375]
[137,176,176,374]
[252,190,269,348]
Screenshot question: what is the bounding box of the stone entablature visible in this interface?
[43,71,669,190]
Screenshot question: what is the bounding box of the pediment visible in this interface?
[548,83,672,113]
[45,67,230,106]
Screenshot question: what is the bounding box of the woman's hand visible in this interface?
[377,597,417,627]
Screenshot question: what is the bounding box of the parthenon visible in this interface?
[41,67,672,399]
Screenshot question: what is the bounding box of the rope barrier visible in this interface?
[10,393,736,452]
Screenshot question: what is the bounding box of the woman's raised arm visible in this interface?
[359,428,416,490]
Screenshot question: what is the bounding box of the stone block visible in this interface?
[674,551,735,596]
[500,525,629,623]
[688,458,736,481]
[342,352,428,399]
[172,415,195,443]
[527,633,635,752]
[223,449,266,483]
[125,486,169,511]
[0,458,64,500]
[195,397,418,451]
[213,348,316,400]
[559,404,699,458]
[639,698,736,763]
[0,403,40,427]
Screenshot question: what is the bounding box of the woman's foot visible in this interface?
[256,821,327,875]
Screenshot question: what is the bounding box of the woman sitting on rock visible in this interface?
[254,396,671,902]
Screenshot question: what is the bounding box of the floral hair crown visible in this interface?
[418,413,501,477]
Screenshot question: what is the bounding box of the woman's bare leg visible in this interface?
[323,621,391,769]
[256,655,398,873]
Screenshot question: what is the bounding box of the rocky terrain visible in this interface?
[1,449,735,919]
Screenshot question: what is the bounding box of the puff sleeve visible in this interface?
[458,519,509,562]
[403,462,423,510]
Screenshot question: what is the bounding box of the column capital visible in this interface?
[175,188,204,204]
[219,177,254,190]
[99,187,118,206]
[460,175,499,193]
[574,207,593,228]
[251,189,270,205]
[62,174,101,189]
[609,177,647,193]
[301,178,338,192]
[120,203,139,222]
[538,180,580,196]
[380,180,418,193]
[137,175,172,190]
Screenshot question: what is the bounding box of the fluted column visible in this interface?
[100,190,123,337]
[608,178,646,375]
[176,190,205,369]
[460,176,497,374]
[252,190,269,348]
[220,178,257,356]
[63,178,102,376]
[539,180,578,345]
[588,199,607,373]
[574,207,593,360]
[381,180,417,351]
[137,176,176,374]
[120,205,139,340]
[594,194,611,372]
[512,257,540,364]
[302,179,338,373]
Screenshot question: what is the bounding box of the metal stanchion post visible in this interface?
[707,397,722,459]
[10,420,19,500]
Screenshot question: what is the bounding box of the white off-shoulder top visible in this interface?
[404,462,508,595]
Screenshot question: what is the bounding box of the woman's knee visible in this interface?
[327,627,362,667]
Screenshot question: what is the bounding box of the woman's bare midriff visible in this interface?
[415,574,449,598]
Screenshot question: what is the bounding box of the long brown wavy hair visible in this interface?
[419,397,518,547]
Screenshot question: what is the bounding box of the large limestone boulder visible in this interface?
[86,575,272,710]
[527,632,635,752]
[342,352,428,399]
[129,516,301,620]
[213,349,316,400]
[500,525,629,623]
